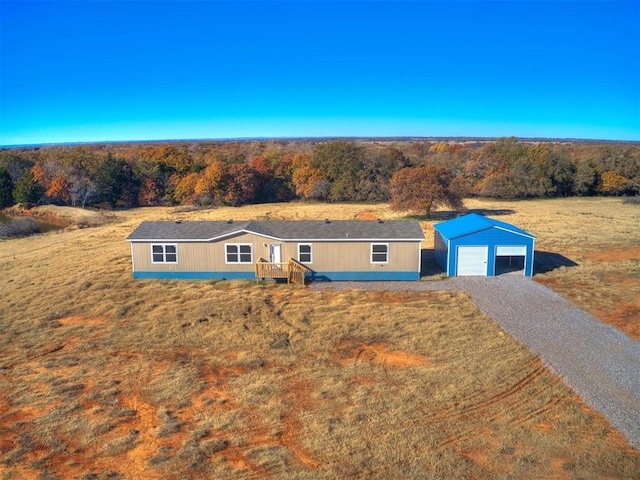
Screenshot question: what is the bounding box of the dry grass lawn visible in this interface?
[1,198,638,478]
[457,197,640,341]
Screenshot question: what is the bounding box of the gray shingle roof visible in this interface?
[126,220,424,242]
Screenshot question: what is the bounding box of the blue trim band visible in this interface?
[133,271,420,281]
[310,271,420,281]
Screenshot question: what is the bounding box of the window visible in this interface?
[371,243,389,263]
[151,244,178,264]
[298,243,313,264]
[226,243,253,263]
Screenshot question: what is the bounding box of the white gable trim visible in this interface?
[442,225,535,241]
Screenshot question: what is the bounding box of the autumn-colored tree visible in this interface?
[30,163,51,192]
[248,156,272,177]
[46,177,72,204]
[154,145,194,175]
[134,158,172,206]
[138,177,162,206]
[174,173,200,204]
[449,143,464,154]
[248,156,281,202]
[598,171,630,195]
[3,139,640,207]
[222,163,258,206]
[194,162,226,204]
[40,146,100,207]
[467,144,508,196]
[290,152,312,170]
[390,165,465,216]
[429,143,450,154]
[292,166,328,200]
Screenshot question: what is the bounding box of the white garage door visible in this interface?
[496,246,527,256]
[457,246,488,276]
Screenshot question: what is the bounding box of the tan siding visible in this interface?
[132,232,271,273]
[131,235,420,273]
[307,241,418,272]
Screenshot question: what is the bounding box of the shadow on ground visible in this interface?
[421,249,579,277]
[421,249,447,277]
[534,251,579,274]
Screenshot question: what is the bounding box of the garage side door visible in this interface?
[456,246,488,276]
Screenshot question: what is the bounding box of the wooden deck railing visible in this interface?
[255,258,311,285]
[287,259,310,285]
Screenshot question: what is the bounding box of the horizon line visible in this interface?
[3,135,639,149]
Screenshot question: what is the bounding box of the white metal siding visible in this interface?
[456,246,488,276]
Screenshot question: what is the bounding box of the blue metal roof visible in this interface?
[433,213,535,240]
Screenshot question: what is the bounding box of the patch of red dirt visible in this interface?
[279,380,320,469]
[58,316,107,326]
[597,302,640,340]
[191,365,245,410]
[353,375,375,384]
[579,246,640,263]
[0,439,16,454]
[355,211,377,220]
[537,272,640,342]
[459,427,514,475]
[422,223,434,231]
[124,394,162,479]
[270,288,313,304]
[337,340,431,367]
[223,445,257,471]
[0,404,50,427]
[364,290,425,304]
[463,448,492,471]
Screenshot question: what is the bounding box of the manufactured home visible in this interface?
[126,219,424,282]
[433,213,535,276]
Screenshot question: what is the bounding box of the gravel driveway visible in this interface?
[310,276,640,450]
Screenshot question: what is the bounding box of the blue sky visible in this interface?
[1,0,639,145]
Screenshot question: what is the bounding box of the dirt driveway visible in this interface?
[311,276,640,450]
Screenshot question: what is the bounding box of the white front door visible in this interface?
[269,244,282,263]
[457,246,488,276]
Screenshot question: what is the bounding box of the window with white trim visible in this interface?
[226,243,253,264]
[298,243,313,264]
[371,243,389,264]
[151,244,178,264]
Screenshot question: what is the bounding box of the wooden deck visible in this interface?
[255,258,311,285]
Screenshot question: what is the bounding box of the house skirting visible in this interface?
[133,271,255,280]
[310,271,419,281]
[132,271,420,281]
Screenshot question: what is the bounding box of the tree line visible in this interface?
[0,138,638,213]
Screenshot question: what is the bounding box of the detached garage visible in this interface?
[433,213,535,276]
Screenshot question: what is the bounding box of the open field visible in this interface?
[428,197,640,341]
[1,198,639,478]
